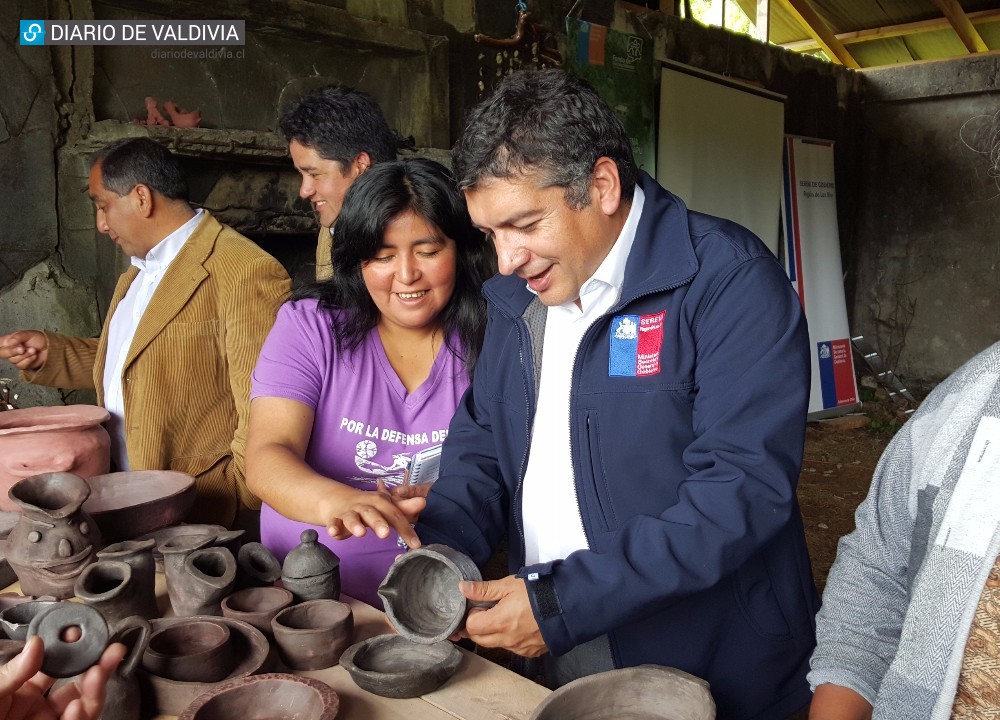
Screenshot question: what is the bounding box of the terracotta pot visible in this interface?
[270,599,353,671]
[236,542,281,589]
[84,471,195,543]
[97,539,158,620]
[528,665,716,720]
[6,472,101,599]
[280,529,340,602]
[0,406,110,512]
[142,619,234,683]
[179,673,339,720]
[340,634,463,699]
[221,586,293,638]
[378,543,483,644]
[167,546,236,617]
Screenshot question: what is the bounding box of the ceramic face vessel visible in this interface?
[270,599,354,671]
[6,472,101,599]
[0,406,111,511]
[378,543,482,644]
[280,529,340,602]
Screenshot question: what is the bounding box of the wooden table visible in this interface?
[3,578,550,720]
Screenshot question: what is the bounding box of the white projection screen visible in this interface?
[657,64,785,254]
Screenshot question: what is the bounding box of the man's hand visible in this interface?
[0,332,48,372]
[0,636,126,720]
[458,575,548,657]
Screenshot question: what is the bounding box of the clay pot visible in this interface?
[6,472,101,599]
[528,665,716,720]
[141,524,226,572]
[270,599,353,670]
[26,601,109,678]
[0,600,59,640]
[160,534,215,612]
[74,560,155,633]
[280,529,340,602]
[378,543,483,644]
[84,471,195,543]
[236,542,281,589]
[340,634,463,698]
[221,586,293,638]
[138,616,272,717]
[167,546,236,617]
[179,673,339,720]
[97,539,158,620]
[142,619,234,683]
[0,406,110,511]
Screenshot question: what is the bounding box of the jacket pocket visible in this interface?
[731,554,793,640]
[582,410,618,531]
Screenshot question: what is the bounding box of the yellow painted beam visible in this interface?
[931,0,990,54]
[776,0,860,68]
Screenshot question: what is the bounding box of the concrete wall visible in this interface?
[856,55,1000,382]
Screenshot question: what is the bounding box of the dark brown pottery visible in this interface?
[340,633,462,699]
[167,546,236,617]
[142,619,233,683]
[26,601,109,678]
[138,524,226,572]
[378,543,482,644]
[6,472,101,598]
[270,599,353,671]
[0,599,59,641]
[220,586,293,638]
[528,665,716,720]
[74,560,157,634]
[0,406,111,511]
[137,616,272,717]
[211,529,244,560]
[159,535,215,615]
[281,529,340,602]
[0,639,24,663]
[236,542,281,589]
[96,539,158,619]
[178,673,339,720]
[84,470,196,543]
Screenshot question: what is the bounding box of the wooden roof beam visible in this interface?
[780,8,1000,52]
[931,0,989,53]
[776,0,860,68]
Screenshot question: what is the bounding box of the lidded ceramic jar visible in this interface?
[280,529,340,602]
[0,406,110,511]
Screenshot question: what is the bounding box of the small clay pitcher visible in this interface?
[74,560,154,633]
[280,529,340,602]
[6,472,101,599]
[97,539,158,620]
[221,586,293,638]
[159,534,214,613]
[167,547,236,617]
[270,599,353,671]
[142,619,234,683]
[236,542,281,589]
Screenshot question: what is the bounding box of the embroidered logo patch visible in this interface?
[609,310,665,376]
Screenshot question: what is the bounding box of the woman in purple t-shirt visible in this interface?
[246,159,494,607]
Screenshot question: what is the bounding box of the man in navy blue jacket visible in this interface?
[414,69,818,719]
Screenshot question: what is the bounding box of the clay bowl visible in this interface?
[271,599,353,670]
[137,616,272,716]
[0,600,59,641]
[142,620,234,683]
[179,673,339,720]
[221,586,293,638]
[339,634,462,699]
[135,524,227,572]
[378,544,482,643]
[528,665,716,720]
[84,471,196,543]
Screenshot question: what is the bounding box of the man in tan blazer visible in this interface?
[279,85,406,280]
[0,138,290,528]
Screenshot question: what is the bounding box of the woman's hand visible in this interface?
[322,478,426,549]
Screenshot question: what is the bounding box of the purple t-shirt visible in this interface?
[251,299,470,607]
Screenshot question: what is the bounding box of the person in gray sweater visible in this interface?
[810,340,1000,719]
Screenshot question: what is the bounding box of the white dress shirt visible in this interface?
[521,187,645,565]
[103,209,204,470]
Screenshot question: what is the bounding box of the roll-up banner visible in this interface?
[781,136,859,419]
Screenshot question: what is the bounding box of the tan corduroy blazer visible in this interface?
[26,212,291,527]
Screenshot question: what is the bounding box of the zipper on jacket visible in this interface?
[513,314,535,553]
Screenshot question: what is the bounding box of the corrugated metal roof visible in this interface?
[727,0,1000,68]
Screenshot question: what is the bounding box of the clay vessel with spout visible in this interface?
[6,472,101,598]
[167,546,236,617]
[97,539,159,619]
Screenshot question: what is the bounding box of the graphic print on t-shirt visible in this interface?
[349,439,411,487]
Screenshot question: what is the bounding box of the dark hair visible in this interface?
[90,138,189,201]
[452,69,636,209]
[279,85,412,166]
[295,158,495,375]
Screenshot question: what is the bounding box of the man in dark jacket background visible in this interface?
[413,69,819,719]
